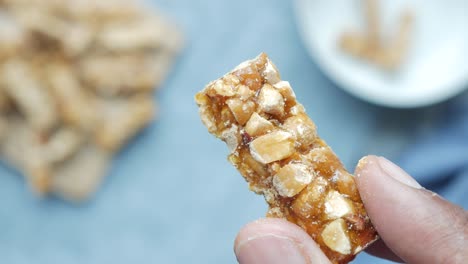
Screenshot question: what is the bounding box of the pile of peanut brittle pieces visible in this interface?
[0,0,183,201]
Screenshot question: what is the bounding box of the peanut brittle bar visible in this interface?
[0,0,182,201]
[195,53,378,263]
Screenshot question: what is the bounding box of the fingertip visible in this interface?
[353,156,468,264]
[354,155,375,176]
[234,218,331,264]
[354,155,379,203]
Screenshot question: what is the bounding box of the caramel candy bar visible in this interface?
[95,96,155,151]
[195,53,378,264]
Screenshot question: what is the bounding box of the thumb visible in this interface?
[355,155,468,264]
[234,218,331,264]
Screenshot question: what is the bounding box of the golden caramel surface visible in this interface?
[195,53,378,264]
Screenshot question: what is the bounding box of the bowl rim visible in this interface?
[292,0,468,108]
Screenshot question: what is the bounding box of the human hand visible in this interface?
[234,155,468,263]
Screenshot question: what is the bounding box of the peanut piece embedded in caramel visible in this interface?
[324,190,354,220]
[249,131,295,164]
[322,219,352,255]
[273,163,314,197]
[195,53,378,264]
[258,83,285,117]
[244,112,274,137]
[226,98,255,125]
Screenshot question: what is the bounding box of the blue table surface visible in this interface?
[0,1,453,263]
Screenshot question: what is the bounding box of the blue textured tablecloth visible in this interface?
[0,1,464,263]
[398,93,468,208]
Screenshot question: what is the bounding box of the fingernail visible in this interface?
[377,157,421,189]
[356,156,370,177]
[235,234,307,264]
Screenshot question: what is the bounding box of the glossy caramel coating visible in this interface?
[195,53,378,263]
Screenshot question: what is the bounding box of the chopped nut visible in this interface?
[263,59,280,84]
[237,85,254,101]
[258,84,285,117]
[308,176,329,201]
[223,74,241,86]
[226,98,255,125]
[196,53,378,263]
[290,103,305,116]
[198,106,217,134]
[324,190,354,219]
[273,163,314,197]
[238,149,269,178]
[195,94,216,133]
[321,219,352,255]
[233,62,263,91]
[291,176,328,218]
[220,105,236,129]
[213,79,235,97]
[283,113,317,148]
[221,125,240,153]
[274,81,296,103]
[244,112,274,137]
[335,170,359,201]
[269,162,281,174]
[249,130,294,164]
[306,146,342,177]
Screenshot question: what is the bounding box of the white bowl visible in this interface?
[293,0,468,108]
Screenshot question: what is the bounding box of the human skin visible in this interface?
[234,156,468,264]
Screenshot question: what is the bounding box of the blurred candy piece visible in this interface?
[0,0,183,201]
